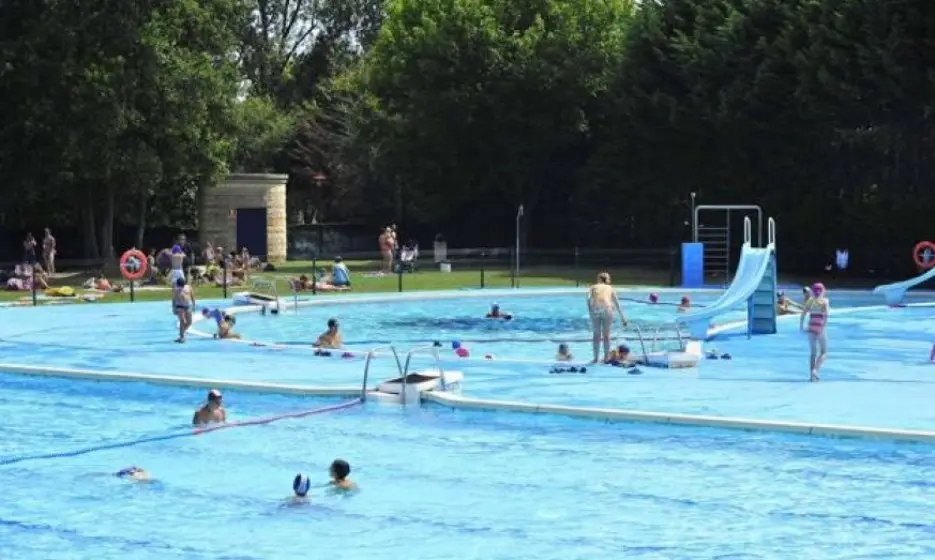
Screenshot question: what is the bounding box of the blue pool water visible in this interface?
[2,376,935,559]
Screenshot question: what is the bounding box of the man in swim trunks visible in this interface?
[586,272,628,363]
[192,389,227,425]
[314,318,343,349]
[169,244,186,285]
[800,282,829,382]
[173,277,195,343]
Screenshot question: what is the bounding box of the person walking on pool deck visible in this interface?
[800,282,830,382]
[173,277,195,343]
[586,272,628,364]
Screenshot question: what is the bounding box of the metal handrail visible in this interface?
[400,344,447,405]
[768,217,776,247]
[625,325,650,362]
[743,216,752,245]
[361,345,403,402]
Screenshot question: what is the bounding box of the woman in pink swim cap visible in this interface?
[800,282,830,382]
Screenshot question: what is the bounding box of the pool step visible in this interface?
[748,252,778,335]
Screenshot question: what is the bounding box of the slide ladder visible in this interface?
[697,223,731,286]
[748,218,778,336]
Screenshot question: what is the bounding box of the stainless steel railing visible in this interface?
[360,345,403,402]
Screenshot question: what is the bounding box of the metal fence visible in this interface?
[4,247,679,306]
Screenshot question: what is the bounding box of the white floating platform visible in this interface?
[370,369,464,405]
[640,341,703,369]
[232,291,287,307]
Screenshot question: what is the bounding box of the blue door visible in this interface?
[236,208,267,257]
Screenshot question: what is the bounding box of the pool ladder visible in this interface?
[360,344,447,404]
[624,324,687,362]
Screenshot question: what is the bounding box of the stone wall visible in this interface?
[200,173,288,263]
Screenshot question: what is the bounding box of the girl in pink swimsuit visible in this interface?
[800,282,829,382]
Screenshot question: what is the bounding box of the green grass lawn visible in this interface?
[0,261,672,305]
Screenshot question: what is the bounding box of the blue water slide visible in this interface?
[871,266,935,306]
[679,243,775,339]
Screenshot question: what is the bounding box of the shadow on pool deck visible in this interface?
[2,298,935,432]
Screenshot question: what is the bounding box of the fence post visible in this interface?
[510,247,516,288]
[129,278,136,302]
[311,255,317,296]
[31,261,38,306]
[574,246,580,287]
[480,250,486,289]
[397,259,403,292]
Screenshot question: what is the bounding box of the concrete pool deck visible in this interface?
[1,290,935,434]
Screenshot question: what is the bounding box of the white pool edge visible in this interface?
[422,392,935,444]
[0,363,361,397]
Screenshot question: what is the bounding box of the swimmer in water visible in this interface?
[485,303,513,320]
[203,307,239,338]
[556,343,573,362]
[173,277,195,343]
[800,282,829,382]
[313,318,343,349]
[776,291,804,315]
[606,344,632,366]
[586,272,628,363]
[329,459,357,491]
[192,389,227,426]
[115,466,151,482]
[676,296,691,313]
[292,473,311,502]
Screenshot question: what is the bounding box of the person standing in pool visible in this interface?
[329,459,357,491]
[173,277,195,343]
[193,389,226,425]
[313,318,343,349]
[586,272,628,363]
[800,282,830,382]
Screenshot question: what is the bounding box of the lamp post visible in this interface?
[690,192,697,242]
[515,204,524,287]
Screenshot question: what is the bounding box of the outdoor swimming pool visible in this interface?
[2,375,935,560]
[2,287,935,558]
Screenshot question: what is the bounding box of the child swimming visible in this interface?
[115,466,151,482]
[605,344,632,366]
[329,459,357,491]
[556,343,573,361]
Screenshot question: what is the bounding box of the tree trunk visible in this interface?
[136,188,148,249]
[82,184,100,259]
[99,182,116,259]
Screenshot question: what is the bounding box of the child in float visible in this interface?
[485,302,513,320]
[800,282,829,382]
[556,343,573,361]
[677,296,691,312]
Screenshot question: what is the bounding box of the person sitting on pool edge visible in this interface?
[556,343,573,361]
[313,318,343,349]
[485,303,512,320]
[192,389,227,426]
[329,459,357,491]
[115,465,151,482]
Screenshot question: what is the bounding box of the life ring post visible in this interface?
[119,249,149,301]
[912,241,935,270]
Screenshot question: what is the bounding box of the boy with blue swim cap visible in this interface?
[293,474,311,498]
